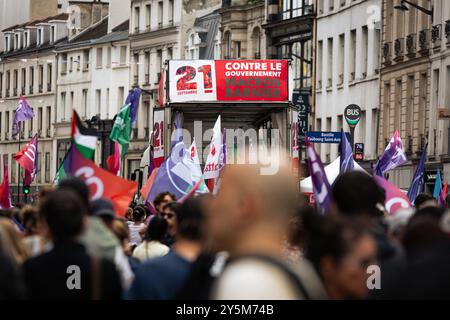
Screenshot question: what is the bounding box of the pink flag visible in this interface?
[373,176,411,215]
[0,161,12,209]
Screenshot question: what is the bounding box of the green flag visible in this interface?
[110,104,132,158]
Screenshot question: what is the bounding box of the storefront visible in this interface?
[155,59,296,171]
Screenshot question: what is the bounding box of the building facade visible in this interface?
[379,0,432,188]
[315,0,381,165]
[54,0,132,176]
[0,13,69,201]
[429,0,450,189]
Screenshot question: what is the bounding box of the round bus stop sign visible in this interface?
[344,104,362,127]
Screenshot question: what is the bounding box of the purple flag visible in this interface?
[12,96,35,138]
[146,140,198,205]
[126,88,142,125]
[306,139,332,214]
[340,129,354,173]
[407,144,427,204]
[375,130,408,176]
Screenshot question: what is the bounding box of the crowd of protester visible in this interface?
[0,159,450,300]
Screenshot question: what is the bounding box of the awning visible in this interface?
[300,157,368,193]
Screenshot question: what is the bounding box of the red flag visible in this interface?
[0,161,12,209]
[439,182,448,207]
[14,135,38,173]
[106,141,120,175]
[140,167,159,200]
[68,147,137,217]
[158,69,165,108]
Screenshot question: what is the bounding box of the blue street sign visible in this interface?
[306,131,351,144]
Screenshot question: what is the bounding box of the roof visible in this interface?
[1,13,69,32]
[112,20,129,32]
[55,17,109,51]
[192,12,220,59]
[91,30,129,45]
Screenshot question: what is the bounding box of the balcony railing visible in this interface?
[144,74,149,85]
[21,86,25,95]
[29,86,33,94]
[133,75,139,86]
[269,3,314,23]
[46,128,51,137]
[5,89,9,97]
[132,128,138,139]
[38,85,43,93]
[13,88,17,96]
[4,132,9,140]
[47,83,52,92]
[28,130,33,138]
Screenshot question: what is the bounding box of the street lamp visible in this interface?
[394,0,433,16]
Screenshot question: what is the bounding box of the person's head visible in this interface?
[414,193,435,209]
[385,208,415,244]
[402,206,448,257]
[58,177,90,212]
[207,155,298,255]
[177,195,211,242]
[111,218,132,255]
[91,198,116,229]
[162,201,181,237]
[132,206,146,223]
[143,216,168,242]
[19,205,39,236]
[0,218,29,265]
[39,189,88,242]
[35,186,54,205]
[302,211,377,300]
[125,207,133,221]
[153,192,176,213]
[331,172,385,219]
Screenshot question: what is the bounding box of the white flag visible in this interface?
[203,115,222,180]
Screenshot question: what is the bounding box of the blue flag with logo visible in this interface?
[433,169,442,199]
[407,144,427,204]
[146,139,206,205]
[126,88,142,125]
[339,129,354,173]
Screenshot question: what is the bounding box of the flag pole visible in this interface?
[17,123,21,205]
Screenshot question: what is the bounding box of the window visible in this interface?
[106,88,110,118]
[361,26,368,78]
[38,107,43,135]
[15,33,21,50]
[419,73,427,145]
[350,29,356,81]
[29,67,34,93]
[383,82,391,144]
[0,72,2,97]
[69,57,73,72]
[50,25,55,43]
[0,112,2,139]
[37,28,42,46]
[234,41,241,58]
[96,47,103,68]
[38,65,44,92]
[61,53,67,74]
[83,50,90,71]
[224,31,232,59]
[5,111,10,139]
[134,6,140,33]
[4,35,11,52]
[47,64,52,91]
[21,68,26,94]
[158,1,163,28]
[36,152,41,183]
[13,70,18,95]
[23,32,29,48]
[118,87,124,111]
[338,34,345,84]
[46,106,51,136]
[96,89,101,116]
[327,38,333,87]
[395,79,402,134]
[251,28,262,59]
[61,92,66,121]
[70,92,74,117]
[45,152,50,183]
[168,0,173,24]
[10,154,16,183]
[82,89,88,118]
[106,47,111,67]
[167,47,173,60]
[133,53,139,85]
[120,46,127,65]
[144,52,150,83]
[145,4,151,30]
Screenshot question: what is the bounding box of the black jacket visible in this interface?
[22,241,122,300]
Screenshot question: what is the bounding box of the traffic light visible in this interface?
[23,185,30,196]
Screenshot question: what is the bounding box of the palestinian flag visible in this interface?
[72,110,98,159]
